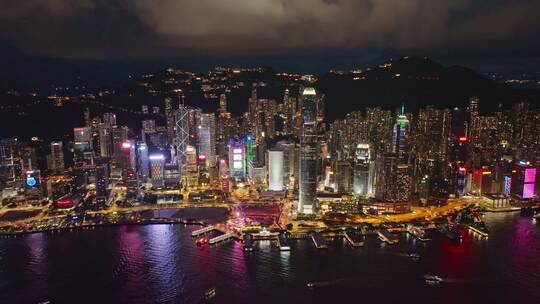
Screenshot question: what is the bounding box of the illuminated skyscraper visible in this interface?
[511,161,536,200]
[298,87,318,214]
[0,138,22,188]
[175,99,190,184]
[268,150,284,191]
[354,143,374,196]
[49,141,65,174]
[149,154,165,188]
[392,106,410,162]
[228,138,245,178]
[197,113,216,168]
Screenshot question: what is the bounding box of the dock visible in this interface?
[191,225,215,237]
[467,224,489,238]
[406,224,431,242]
[377,229,399,245]
[278,233,291,251]
[209,232,233,244]
[344,230,364,247]
[243,233,254,252]
[311,232,328,249]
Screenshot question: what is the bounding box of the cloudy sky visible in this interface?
[1,0,539,76]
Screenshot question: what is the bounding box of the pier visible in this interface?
[377,229,399,245]
[406,224,431,242]
[278,233,290,251]
[209,232,233,244]
[311,232,328,249]
[344,230,364,247]
[191,225,215,237]
[467,224,489,238]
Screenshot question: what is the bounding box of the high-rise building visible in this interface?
[175,100,190,184]
[102,112,117,128]
[468,97,480,146]
[137,142,149,181]
[268,150,284,191]
[392,107,410,162]
[228,138,245,179]
[149,154,165,188]
[511,161,536,200]
[99,124,113,158]
[197,113,216,168]
[49,141,65,174]
[353,143,374,196]
[0,138,22,188]
[298,87,318,214]
[219,93,227,113]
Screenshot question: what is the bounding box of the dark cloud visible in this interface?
[0,0,539,59]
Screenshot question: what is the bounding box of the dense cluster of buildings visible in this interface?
[1,67,540,215]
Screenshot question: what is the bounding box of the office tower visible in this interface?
[197,113,216,168]
[175,100,190,184]
[274,140,296,187]
[392,106,410,162]
[49,141,65,174]
[95,164,109,204]
[0,138,22,188]
[149,154,165,188]
[228,138,246,178]
[102,112,117,127]
[245,134,254,176]
[298,87,318,214]
[163,163,180,188]
[112,126,129,158]
[74,127,94,168]
[185,145,199,187]
[268,150,284,191]
[365,107,393,155]
[354,143,374,196]
[336,159,352,193]
[99,124,113,158]
[137,142,149,180]
[119,140,136,183]
[165,97,176,142]
[142,120,156,134]
[219,93,227,112]
[468,97,480,146]
[511,161,536,200]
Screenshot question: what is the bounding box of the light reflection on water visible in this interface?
[0,212,538,304]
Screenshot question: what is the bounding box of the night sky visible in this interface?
[1,0,539,87]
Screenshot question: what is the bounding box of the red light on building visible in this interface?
[458,136,468,142]
[198,155,206,160]
[458,167,467,173]
[57,199,74,208]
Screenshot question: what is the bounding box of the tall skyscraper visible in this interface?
[268,150,284,191]
[0,138,22,188]
[353,143,374,196]
[392,106,410,162]
[228,138,245,178]
[197,113,216,168]
[298,87,318,214]
[50,141,65,174]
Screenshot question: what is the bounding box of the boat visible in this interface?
[409,253,421,261]
[534,212,540,219]
[468,222,489,237]
[424,274,443,284]
[196,237,209,246]
[306,282,315,288]
[204,288,216,299]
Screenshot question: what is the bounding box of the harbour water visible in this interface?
[0,212,539,304]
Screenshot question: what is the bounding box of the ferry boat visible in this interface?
[409,253,421,261]
[204,288,216,300]
[306,282,315,288]
[196,237,209,246]
[406,224,431,241]
[424,274,443,284]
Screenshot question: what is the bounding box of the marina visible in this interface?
[344,230,364,247]
[377,229,399,244]
[406,224,431,242]
[310,231,328,249]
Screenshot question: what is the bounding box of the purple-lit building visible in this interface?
[510,161,536,200]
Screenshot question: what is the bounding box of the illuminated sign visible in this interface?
[524,168,536,183]
[233,161,243,169]
[149,154,164,160]
[458,167,466,173]
[121,142,132,149]
[233,148,242,154]
[198,155,206,160]
[233,154,242,161]
[458,136,468,142]
[26,176,37,187]
[482,171,492,175]
[504,176,511,197]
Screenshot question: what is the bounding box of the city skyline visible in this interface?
[1,2,540,304]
